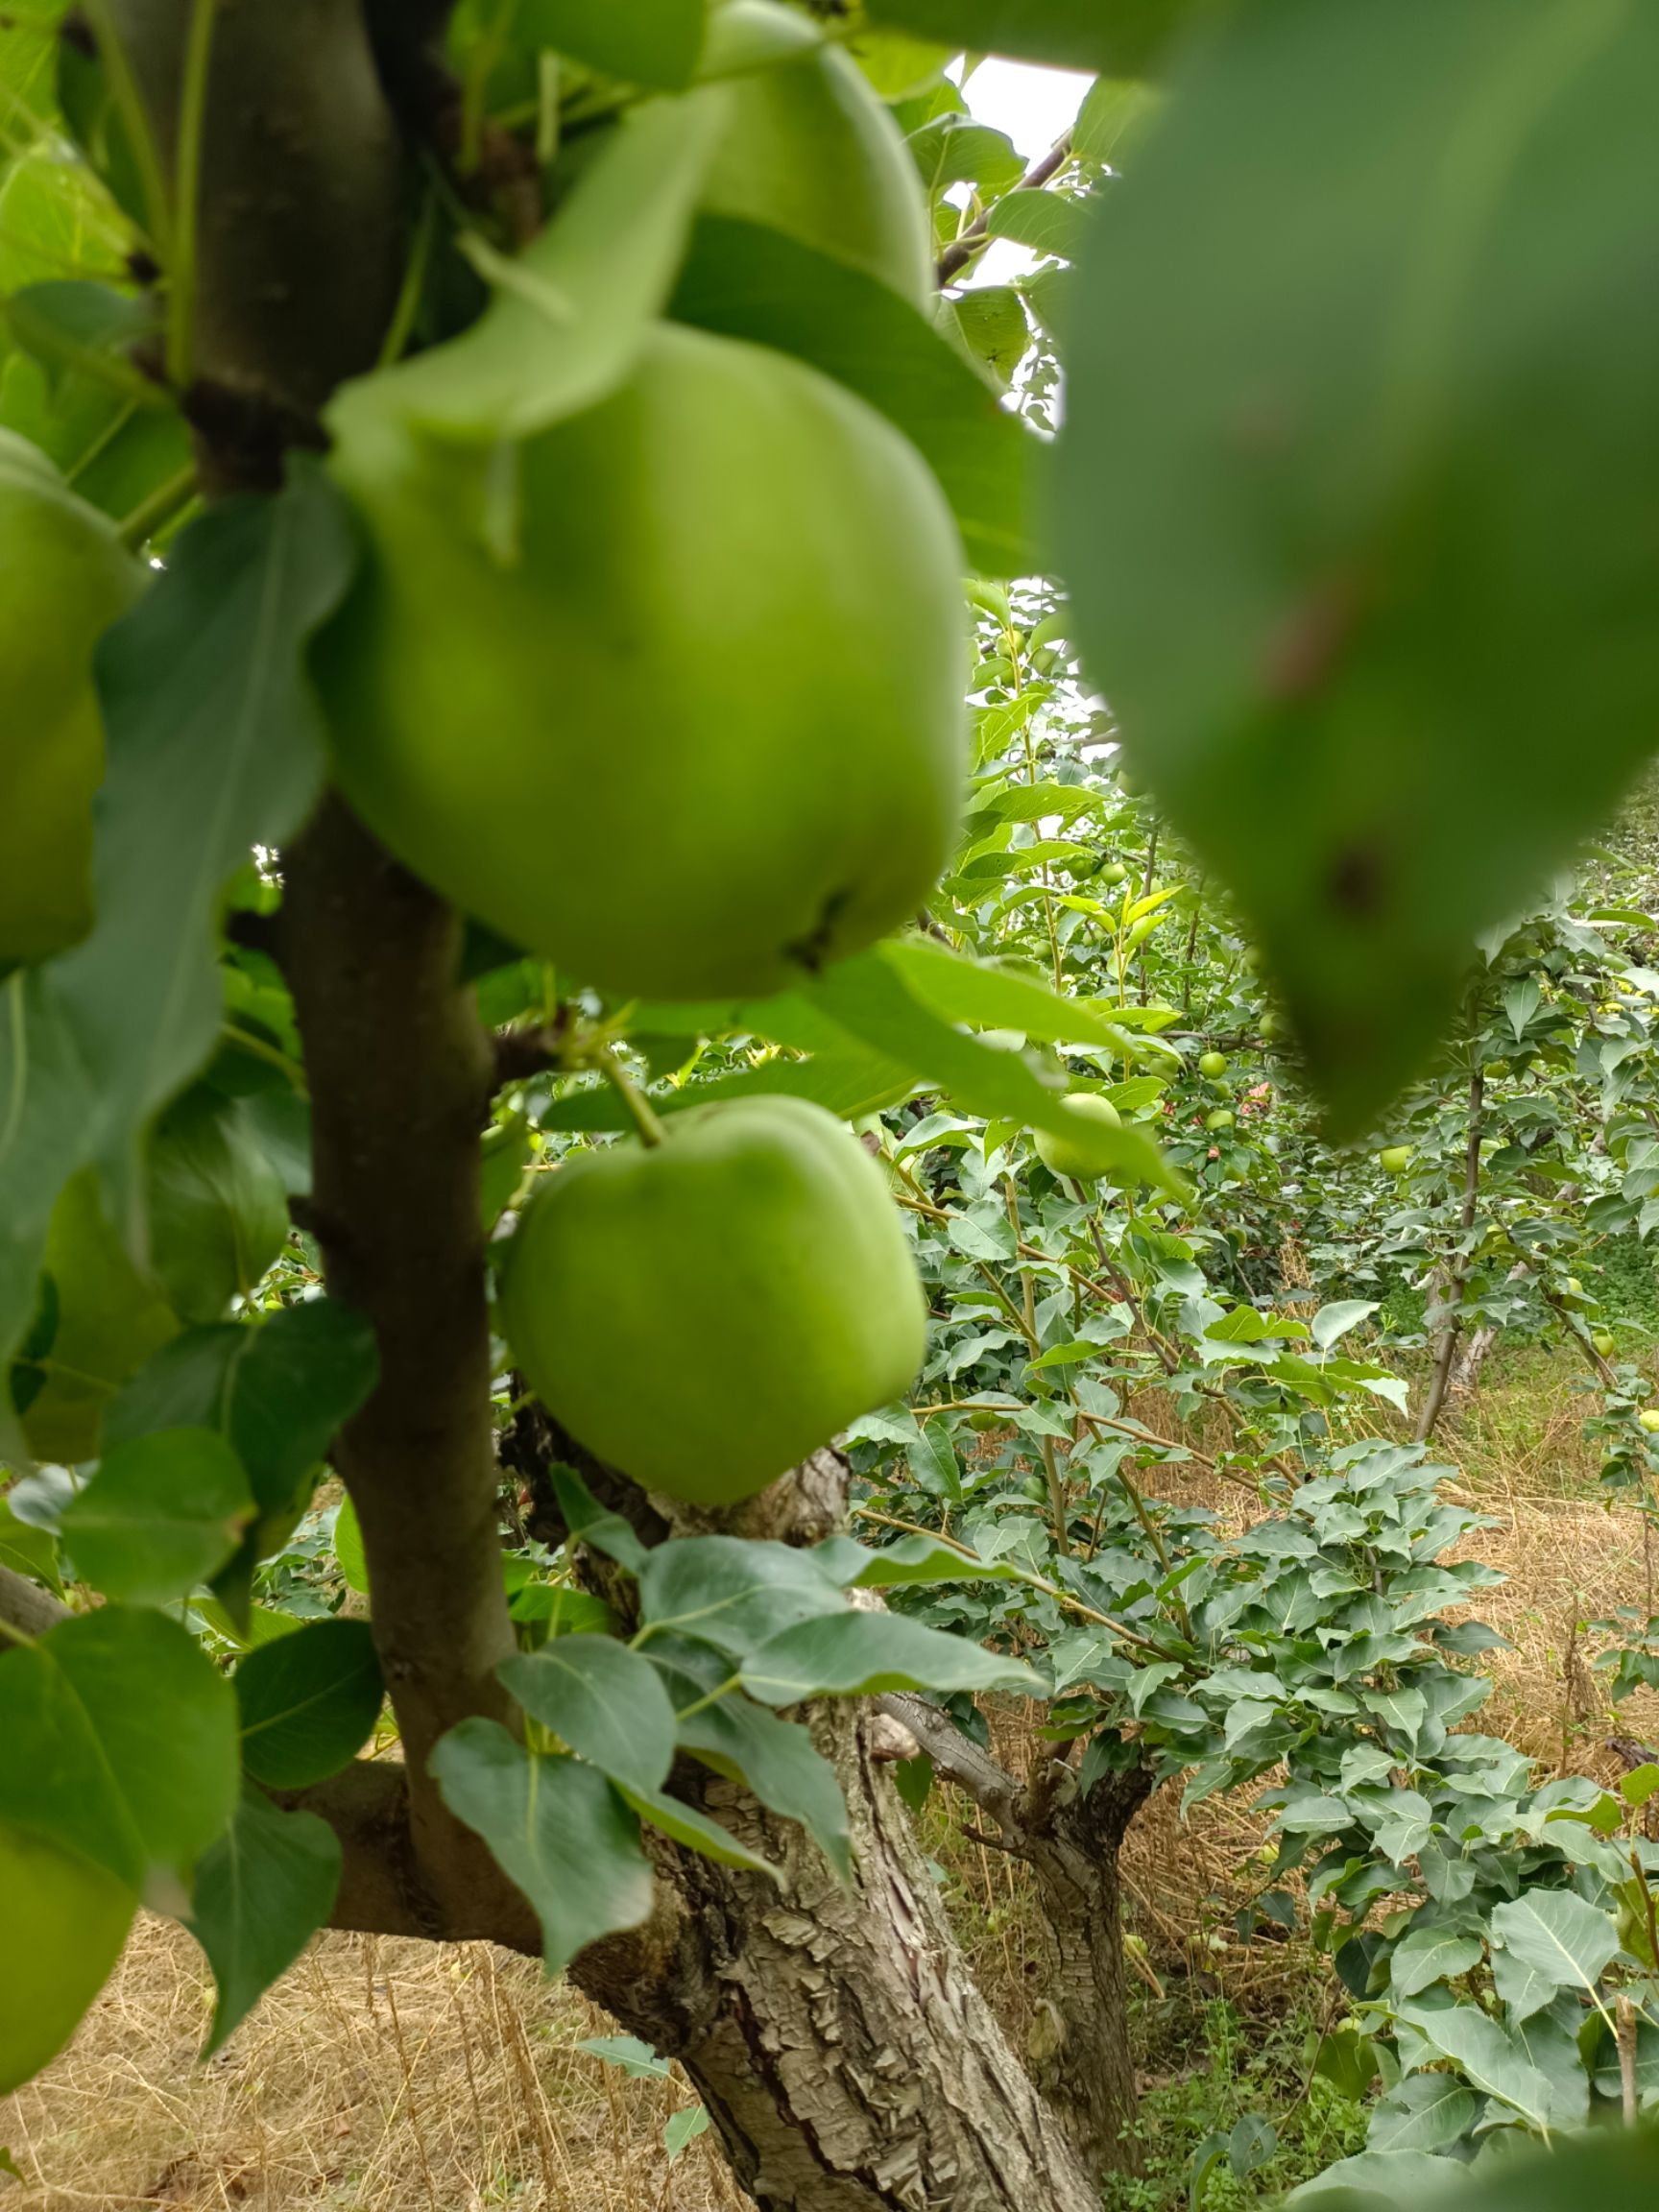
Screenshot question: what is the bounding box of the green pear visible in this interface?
[0,1822,134,2094]
[1205,1108,1235,1132]
[501,1095,926,1504]
[321,324,966,1002]
[1198,1050,1227,1078]
[1033,1092,1121,1183]
[701,1,932,303]
[1378,1145,1412,1174]
[0,431,142,964]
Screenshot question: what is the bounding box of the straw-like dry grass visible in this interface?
[7,1347,1657,2209]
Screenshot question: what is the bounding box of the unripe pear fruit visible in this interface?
[1198,1050,1227,1079]
[1593,1332,1616,1358]
[1378,1146,1412,1174]
[700,1,931,303]
[322,325,966,1002]
[1205,1108,1235,1132]
[1565,1278,1584,1299]
[501,1096,926,1504]
[1097,860,1129,885]
[1639,1409,1659,1434]
[1033,1092,1121,1183]
[1259,1011,1285,1042]
[0,432,142,963]
[0,1821,133,2094]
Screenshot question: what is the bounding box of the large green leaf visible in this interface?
[661,1658,853,1882]
[866,0,1218,74]
[107,1300,379,1613]
[234,1619,384,1791]
[1365,2075,1477,2157]
[57,1427,252,1604]
[0,470,355,1403]
[616,1781,781,1879]
[803,949,1188,1194]
[637,1537,848,1662]
[429,1719,654,1976]
[188,1787,341,2056]
[1056,0,1659,1133]
[330,94,721,447]
[1394,2002,1552,2129]
[526,0,706,87]
[498,1637,678,1798]
[1488,1887,1620,1999]
[0,1820,134,2098]
[670,214,1042,575]
[0,1606,239,1895]
[739,1611,1044,1706]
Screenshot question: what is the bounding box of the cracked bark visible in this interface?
[881,1692,1150,2176]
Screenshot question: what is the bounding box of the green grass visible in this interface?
[1103,1981,1368,2212]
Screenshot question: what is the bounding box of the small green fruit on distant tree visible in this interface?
[1379,1145,1412,1174]
[1033,1092,1121,1183]
[1204,1108,1235,1132]
[0,432,141,963]
[1593,1331,1616,1357]
[1197,1050,1227,1078]
[1097,860,1129,885]
[502,1096,926,1504]
[1639,1409,1659,1435]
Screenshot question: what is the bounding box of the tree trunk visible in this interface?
[881,1693,1150,2176]
[575,1701,1099,2212]
[514,1431,1100,2212]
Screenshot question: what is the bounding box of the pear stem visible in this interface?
[594,1046,666,1147]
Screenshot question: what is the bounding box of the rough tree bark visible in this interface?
[880,1691,1152,2176]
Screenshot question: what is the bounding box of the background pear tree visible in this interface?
[2,5,1659,2212]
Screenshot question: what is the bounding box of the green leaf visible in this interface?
[802,949,1188,1195]
[499,1637,678,1797]
[188,1786,341,2056]
[1056,0,1659,1133]
[546,1462,651,1577]
[882,937,1159,1062]
[667,1677,853,1883]
[821,1532,1020,1591]
[0,469,355,1399]
[58,1428,252,1604]
[942,285,1031,387]
[1310,1300,1379,1352]
[1288,2149,1463,2209]
[1396,2003,1552,2128]
[1072,78,1163,168]
[1366,2074,1478,2157]
[637,1536,848,1661]
[429,1719,654,1976]
[1313,2026,1378,2102]
[866,0,1218,73]
[986,189,1091,261]
[0,1606,239,1895]
[1488,1887,1620,1997]
[331,1496,369,1596]
[528,0,705,87]
[0,1495,60,1587]
[234,1619,384,1791]
[330,94,721,446]
[616,1781,781,1880]
[1620,1762,1659,1808]
[664,2105,709,2161]
[578,2032,670,2080]
[669,214,1042,575]
[107,1302,379,1607]
[740,1610,1044,1705]
[0,1821,135,2098]
[1387,1925,1482,1998]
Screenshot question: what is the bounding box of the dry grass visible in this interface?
[0,1926,743,2212]
[9,1351,1659,2209]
